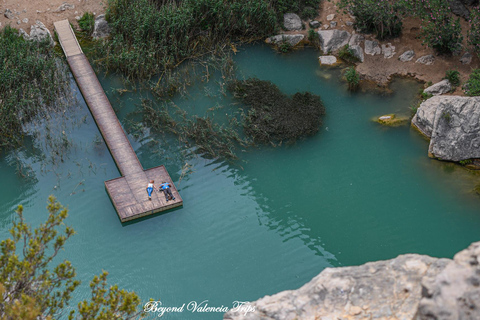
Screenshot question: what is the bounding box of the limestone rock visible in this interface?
[19,28,30,40]
[349,34,364,47]
[381,43,396,59]
[460,52,472,65]
[424,79,452,96]
[266,34,304,47]
[330,21,337,28]
[283,13,302,31]
[29,20,53,44]
[412,96,480,161]
[364,40,381,56]
[309,20,320,29]
[349,45,364,62]
[327,14,335,21]
[224,253,451,320]
[399,50,415,62]
[323,24,329,29]
[54,2,75,13]
[448,0,470,19]
[92,14,111,39]
[22,18,28,24]
[319,55,337,65]
[416,55,435,65]
[317,29,351,53]
[4,9,14,19]
[416,242,480,320]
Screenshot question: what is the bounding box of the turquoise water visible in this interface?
[1,44,480,319]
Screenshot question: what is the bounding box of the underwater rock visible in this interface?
[412,96,480,161]
[376,114,409,126]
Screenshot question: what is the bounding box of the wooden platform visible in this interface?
[54,20,183,222]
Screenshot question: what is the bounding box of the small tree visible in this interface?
[339,0,404,40]
[468,7,480,55]
[0,196,146,320]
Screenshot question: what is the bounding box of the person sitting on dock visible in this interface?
[146,180,155,200]
[159,181,175,202]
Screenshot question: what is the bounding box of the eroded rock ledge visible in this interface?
[224,241,480,320]
[412,96,480,162]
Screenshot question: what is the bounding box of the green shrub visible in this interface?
[445,69,460,87]
[468,7,480,55]
[464,69,480,96]
[338,44,359,63]
[0,26,68,151]
[278,40,292,53]
[301,6,318,20]
[339,0,404,40]
[78,12,95,34]
[344,66,360,90]
[308,29,317,41]
[459,159,473,165]
[420,90,433,100]
[416,0,463,54]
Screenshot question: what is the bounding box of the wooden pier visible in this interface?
[54,20,183,222]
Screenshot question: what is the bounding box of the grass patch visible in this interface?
[464,69,480,96]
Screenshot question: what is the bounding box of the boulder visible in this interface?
[364,40,381,56]
[349,45,364,62]
[54,2,75,13]
[412,96,480,161]
[399,50,415,62]
[309,20,320,29]
[460,52,472,65]
[330,21,337,28]
[448,0,470,19]
[424,79,452,96]
[92,14,111,39]
[29,20,53,44]
[317,29,351,53]
[224,242,480,320]
[4,9,14,19]
[327,14,335,21]
[319,55,337,65]
[283,13,302,31]
[416,55,435,65]
[381,43,396,59]
[225,253,451,320]
[266,34,304,47]
[348,34,364,47]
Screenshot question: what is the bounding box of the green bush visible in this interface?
[416,0,463,54]
[338,44,359,63]
[468,7,480,55]
[464,69,480,96]
[445,69,460,87]
[278,40,292,53]
[308,29,317,41]
[78,12,95,34]
[301,6,318,20]
[0,26,68,151]
[339,0,404,40]
[345,66,360,90]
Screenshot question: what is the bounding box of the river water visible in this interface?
[1,44,479,319]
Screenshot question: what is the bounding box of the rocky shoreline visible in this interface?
[224,241,480,320]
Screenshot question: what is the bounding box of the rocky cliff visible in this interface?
[412,96,480,162]
[224,242,480,320]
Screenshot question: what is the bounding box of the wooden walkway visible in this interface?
[54,20,183,222]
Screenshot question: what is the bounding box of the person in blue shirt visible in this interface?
[146,180,155,200]
[159,181,175,202]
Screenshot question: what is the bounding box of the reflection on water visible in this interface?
[0,43,479,319]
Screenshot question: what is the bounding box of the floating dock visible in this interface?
[54,20,182,222]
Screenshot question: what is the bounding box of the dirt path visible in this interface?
[0,0,105,32]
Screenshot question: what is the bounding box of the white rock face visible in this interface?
[424,79,452,96]
[412,96,480,161]
[364,40,381,55]
[317,29,351,53]
[283,13,302,31]
[416,55,435,65]
[399,50,415,62]
[267,34,304,47]
[318,55,337,65]
[224,241,480,320]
